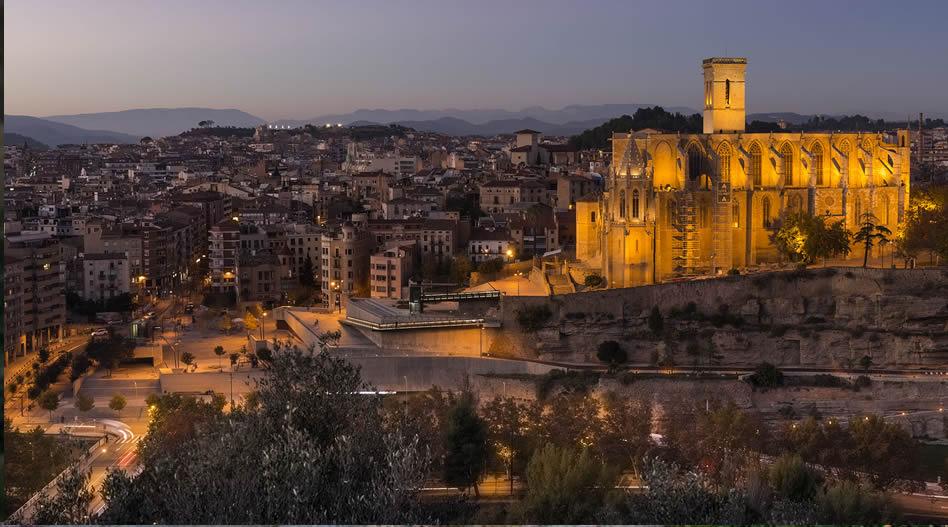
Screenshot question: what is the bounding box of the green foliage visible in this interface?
[858,354,873,371]
[584,274,604,287]
[515,304,553,332]
[27,352,72,398]
[647,306,664,336]
[899,186,948,260]
[749,362,784,388]
[815,480,894,524]
[85,335,135,375]
[853,212,892,268]
[768,453,821,501]
[96,346,432,524]
[510,444,617,524]
[109,394,127,412]
[38,390,60,418]
[449,255,473,284]
[480,396,541,485]
[477,257,504,274]
[69,352,92,381]
[74,393,95,412]
[443,394,489,494]
[300,255,315,287]
[4,419,89,517]
[596,340,627,367]
[536,369,600,400]
[570,107,702,149]
[180,351,195,370]
[769,212,851,264]
[29,465,94,525]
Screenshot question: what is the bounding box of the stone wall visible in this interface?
[498,267,948,367]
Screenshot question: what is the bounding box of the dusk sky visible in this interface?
[5,0,948,120]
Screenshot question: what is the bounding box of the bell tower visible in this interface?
[702,57,747,134]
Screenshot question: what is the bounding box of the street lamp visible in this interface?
[260,311,268,341]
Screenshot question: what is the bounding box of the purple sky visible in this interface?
[5,0,948,120]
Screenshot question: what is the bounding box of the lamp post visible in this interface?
[260,311,268,341]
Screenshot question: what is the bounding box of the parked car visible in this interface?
[184,303,195,314]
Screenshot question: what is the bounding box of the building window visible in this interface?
[631,189,640,219]
[749,143,762,187]
[762,197,772,228]
[811,143,824,186]
[619,190,626,219]
[687,146,704,182]
[718,145,731,184]
[590,211,596,223]
[725,79,731,106]
[732,202,740,228]
[780,143,793,186]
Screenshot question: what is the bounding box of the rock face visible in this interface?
[499,268,948,368]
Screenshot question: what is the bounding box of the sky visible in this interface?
[5,0,948,120]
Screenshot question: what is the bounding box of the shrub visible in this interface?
[727,267,740,276]
[596,341,627,367]
[536,370,600,400]
[584,274,603,287]
[769,453,822,501]
[750,362,784,388]
[854,375,872,389]
[516,305,553,332]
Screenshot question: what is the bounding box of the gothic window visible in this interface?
[619,190,626,218]
[762,197,772,228]
[718,145,731,184]
[725,79,731,106]
[688,147,704,182]
[749,143,762,187]
[631,189,640,219]
[732,202,740,228]
[811,143,824,186]
[590,211,596,223]
[780,143,793,186]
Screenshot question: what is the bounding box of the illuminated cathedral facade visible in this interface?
[576,57,911,287]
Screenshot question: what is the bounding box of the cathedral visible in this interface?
[576,57,911,287]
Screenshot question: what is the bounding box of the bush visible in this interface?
[596,341,627,367]
[477,258,504,274]
[769,453,822,501]
[816,481,893,524]
[516,305,553,332]
[750,362,784,388]
[584,274,604,287]
[727,267,740,275]
[536,370,600,400]
[854,375,872,389]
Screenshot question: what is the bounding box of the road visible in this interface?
[87,421,142,516]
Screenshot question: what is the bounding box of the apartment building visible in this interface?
[5,231,65,352]
[82,253,131,301]
[320,222,372,302]
[370,241,416,300]
[4,256,25,364]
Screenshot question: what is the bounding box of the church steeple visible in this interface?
[702,57,747,134]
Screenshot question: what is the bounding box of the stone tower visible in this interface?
[702,57,747,134]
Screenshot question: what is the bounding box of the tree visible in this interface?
[28,466,94,525]
[214,345,226,370]
[229,352,240,369]
[596,340,627,368]
[899,186,948,263]
[854,213,892,268]
[243,312,259,336]
[481,396,541,494]
[300,255,315,287]
[38,347,50,363]
[75,393,95,413]
[770,212,851,264]
[858,354,873,371]
[647,306,664,336]
[449,255,473,285]
[86,335,135,377]
[511,444,617,524]
[443,394,489,497]
[109,394,127,413]
[846,414,917,489]
[181,352,196,372]
[596,393,653,472]
[38,390,60,420]
[768,453,821,501]
[96,346,431,524]
[198,119,215,128]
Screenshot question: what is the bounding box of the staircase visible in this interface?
[672,192,698,275]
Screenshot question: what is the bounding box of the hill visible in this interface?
[569,107,702,149]
[44,108,266,138]
[3,132,49,150]
[4,115,139,146]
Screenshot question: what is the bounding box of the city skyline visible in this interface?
[5,0,948,120]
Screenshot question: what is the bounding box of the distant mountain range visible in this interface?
[5,105,940,147]
[4,115,140,147]
[43,108,266,138]
[4,132,49,150]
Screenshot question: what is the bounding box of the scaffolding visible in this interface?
[671,192,698,275]
[711,180,732,273]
